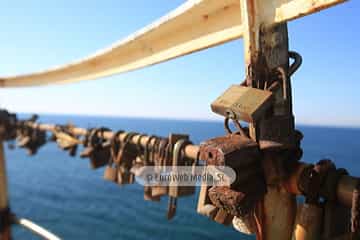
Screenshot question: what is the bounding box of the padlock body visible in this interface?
[199,133,260,168]
[103,166,117,182]
[89,146,110,169]
[211,85,273,122]
[151,185,168,197]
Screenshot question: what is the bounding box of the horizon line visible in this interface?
[13,110,360,130]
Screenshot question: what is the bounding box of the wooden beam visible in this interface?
[0,0,346,87]
[0,0,243,87]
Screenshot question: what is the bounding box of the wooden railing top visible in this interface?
[0,0,346,88]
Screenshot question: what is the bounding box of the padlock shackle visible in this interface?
[224,118,246,137]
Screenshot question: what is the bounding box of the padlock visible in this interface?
[104,164,117,182]
[199,118,261,169]
[144,186,160,202]
[17,125,46,155]
[214,208,234,226]
[168,138,195,197]
[292,161,328,240]
[200,119,265,233]
[116,132,138,185]
[292,203,323,240]
[90,141,111,169]
[130,134,146,177]
[53,127,79,157]
[151,138,169,198]
[197,182,218,220]
[142,136,161,201]
[208,184,264,218]
[103,131,123,182]
[80,128,97,158]
[211,85,274,122]
[167,137,196,220]
[114,132,138,165]
[117,165,132,185]
[232,216,257,235]
[80,128,111,169]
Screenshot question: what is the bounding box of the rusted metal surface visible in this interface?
[208,184,265,218]
[323,202,350,239]
[292,203,323,240]
[199,132,261,168]
[285,162,358,208]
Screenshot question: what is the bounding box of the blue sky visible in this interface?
[0,0,359,127]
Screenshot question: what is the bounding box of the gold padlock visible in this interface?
[211,85,273,122]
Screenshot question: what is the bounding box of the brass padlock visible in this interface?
[211,85,273,122]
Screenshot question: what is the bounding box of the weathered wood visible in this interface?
[0,0,243,87]
[0,0,346,87]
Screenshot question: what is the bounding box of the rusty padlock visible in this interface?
[199,118,261,169]
[199,118,265,233]
[17,125,46,155]
[103,131,123,182]
[130,134,146,177]
[116,132,138,185]
[80,128,111,169]
[151,138,169,198]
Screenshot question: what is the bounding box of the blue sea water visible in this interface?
[4,114,360,239]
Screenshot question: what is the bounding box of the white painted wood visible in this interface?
[0,0,346,87]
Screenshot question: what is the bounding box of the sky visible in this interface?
[0,0,359,127]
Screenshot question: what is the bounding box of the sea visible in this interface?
[4,114,360,239]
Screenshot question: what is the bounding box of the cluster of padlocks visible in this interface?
[0,103,359,239]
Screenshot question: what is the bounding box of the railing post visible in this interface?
[240,1,297,239]
[0,140,11,240]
